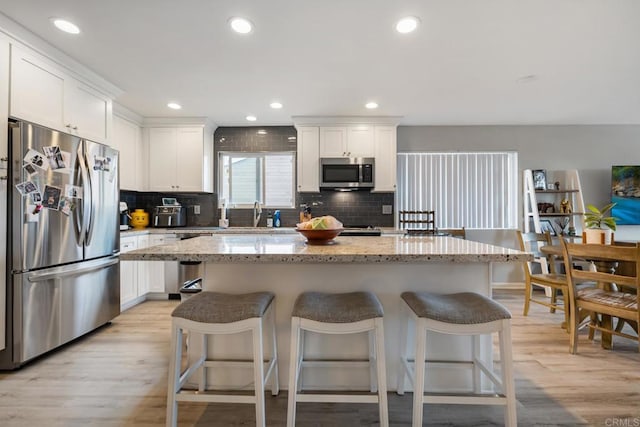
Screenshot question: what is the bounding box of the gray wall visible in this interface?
[399,125,640,241]
[398,125,640,284]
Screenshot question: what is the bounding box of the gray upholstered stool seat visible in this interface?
[167,291,279,427]
[397,291,516,427]
[172,291,275,323]
[292,291,384,323]
[400,291,511,324]
[287,291,388,427]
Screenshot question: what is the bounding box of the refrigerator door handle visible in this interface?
[27,257,119,282]
[77,141,92,246]
[82,140,95,246]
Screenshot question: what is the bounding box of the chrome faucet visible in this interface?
[253,201,262,227]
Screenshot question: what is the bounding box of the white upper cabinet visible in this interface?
[292,116,401,193]
[65,79,112,143]
[346,125,374,157]
[296,126,320,192]
[147,125,213,192]
[9,45,112,143]
[112,115,143,191]
[372,126,397,192]
[319,127,347,157]
[319,126,374,158]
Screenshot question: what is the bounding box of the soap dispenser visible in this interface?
[267,210,273,227]
[273,210,281,228]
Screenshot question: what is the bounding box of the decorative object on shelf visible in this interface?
[547,183,555,190]
[554,217,570,235]
[583,203,617,244]
[539,219,557,236]
[130,209,149,229]
[554,181,560,190]
[532,169,547,190]
[559,198,572,214]
[537,202,555,213]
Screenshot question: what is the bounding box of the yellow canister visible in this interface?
[130,209,149,229]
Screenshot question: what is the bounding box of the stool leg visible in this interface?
[166,322,182,427]
[472,334,481,394]
[412,318,427,427]
[368,330,378,393]
[268,304,280,396]
[252,319,266,427]
[396,303,409,395]
[199,333,207,392]
[499,320,517,427]
[297,328,305,391]
[287,317,302,427]
[374,318,389,427]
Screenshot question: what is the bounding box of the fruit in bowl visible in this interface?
[296,216,343,244]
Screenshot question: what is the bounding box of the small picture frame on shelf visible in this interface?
[532,170,547,190]
[539,219,557,236]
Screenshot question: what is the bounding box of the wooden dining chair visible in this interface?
[560,239,640,354]
[517,231,569,324]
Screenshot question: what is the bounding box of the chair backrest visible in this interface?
[438,227,466,239]
[399,210,435,234]
[517,231,553,277]
[560,240,640,297]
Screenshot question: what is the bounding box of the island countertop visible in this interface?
[120,234,530,263]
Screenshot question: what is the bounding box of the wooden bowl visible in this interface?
[296,228,343,245]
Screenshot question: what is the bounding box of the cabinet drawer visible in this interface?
[120,238,138,253]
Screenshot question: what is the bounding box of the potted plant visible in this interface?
[584,203,617,244]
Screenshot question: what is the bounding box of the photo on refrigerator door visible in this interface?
[58,197,76,216]
[15,180,38,195]
[43,146,66,170]
[23,148,49,171]
[42,185,62,210]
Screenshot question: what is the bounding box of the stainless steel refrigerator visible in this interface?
[0,120,120,369]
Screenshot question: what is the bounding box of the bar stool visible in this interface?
[166,291,279,427]
[397,292,517,427]
[287,291,388,427]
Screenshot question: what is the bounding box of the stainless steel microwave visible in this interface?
[320,157,374,189]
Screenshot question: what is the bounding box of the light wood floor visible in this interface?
[0,289,639,426]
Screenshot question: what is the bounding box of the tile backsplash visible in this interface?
[121,126,395,228]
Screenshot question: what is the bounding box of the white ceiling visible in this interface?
[1,0,639,126]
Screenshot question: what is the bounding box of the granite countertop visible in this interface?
[120,234,531,264]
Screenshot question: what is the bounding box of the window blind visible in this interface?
[396,152,518,229]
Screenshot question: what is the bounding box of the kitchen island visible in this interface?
[122,234,530,391]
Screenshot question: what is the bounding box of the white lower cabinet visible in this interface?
[119,236,139,310]
[136,235,150,295]
[120,233,176,311]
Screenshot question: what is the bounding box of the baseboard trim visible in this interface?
[491,282,525,290]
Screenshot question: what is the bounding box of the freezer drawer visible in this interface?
[11,256,120,365]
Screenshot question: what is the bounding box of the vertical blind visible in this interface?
[397,152,518,229]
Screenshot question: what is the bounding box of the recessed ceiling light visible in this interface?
[51,18,81,34]
[246,115,257,122]
[257,130,267,135]
[396,16,420,34]
[270,102,283,109]
[365,102,379,109]
[167,102,182,110]
[229,17,253,34]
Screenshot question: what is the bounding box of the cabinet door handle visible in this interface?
[65,124,72,128]
[0,176,7,181]
[72,126,78,130]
